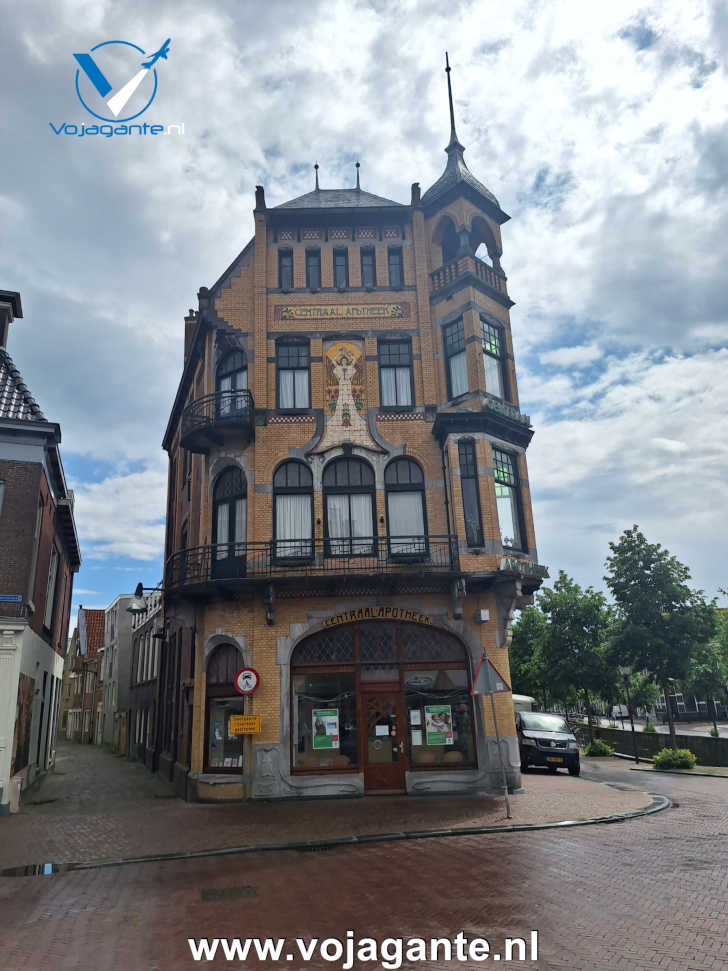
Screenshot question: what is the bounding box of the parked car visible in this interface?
[516,711,580,776]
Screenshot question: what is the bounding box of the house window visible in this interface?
[279,249,293,290]
[333,248,349,289]
[388,247,403,288]
[205,644,244,772]
[274,461,314,560]
[216,350,248,416]
[378,340,413,407]
[277,341,310,409]
[43,545,59,630]
[385,458,427,557]
[306,249,321,289]
[481,318,505,400]
[323,458,376,556]
[443,319,468,399]
[212,467,246,575]
[492,449,523,550]
[361,248,376,288]
[458,439,484,547]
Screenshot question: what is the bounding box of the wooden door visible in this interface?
[362,690,407,792]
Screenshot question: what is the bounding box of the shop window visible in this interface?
[384,458,427,557]
[443,319,468,399]
[458,439,484,547]
[292,672,357,771]
[323,457,376,556]
[274,461,313,560]
[493,448,523,550]
[205,644,244,772]
[216,350,247,416]
[387,247,403,288]
[212,467,246,577]
[279,249,293,290]
[405,668,475,767]
[276,341,310,409]
[360,248,376,288]
[481,318,506,400]
[378,339,413,407]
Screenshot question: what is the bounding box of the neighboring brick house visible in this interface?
[99,595,133,751]
[59,625,82,739]
[0,290,81,815]
[77,607,105,744]
[158,64,546,802]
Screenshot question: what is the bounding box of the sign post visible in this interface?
[471,652,512,820]
[233,667,260,801]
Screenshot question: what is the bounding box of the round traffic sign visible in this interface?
[233,667,260,695]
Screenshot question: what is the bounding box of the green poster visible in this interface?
[312,708,340,750]
[424,705,454,745]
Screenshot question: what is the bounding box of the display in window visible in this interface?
[424,704,454,745]
[312,708,340,749]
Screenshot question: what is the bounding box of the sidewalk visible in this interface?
[0,742,655,869]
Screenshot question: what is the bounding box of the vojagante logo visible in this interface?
[323,606,434,627]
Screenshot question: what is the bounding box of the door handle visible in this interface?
[399,740,404,755]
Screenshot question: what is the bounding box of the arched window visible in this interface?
[385,458,427,557]
[216,350,247,416]
[205,644,244,772]
[212,467,246,578]
[274,461,313,560]
[442,222,460,263]
[323,458,376,556]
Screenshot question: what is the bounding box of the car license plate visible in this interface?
[546,756,563,763]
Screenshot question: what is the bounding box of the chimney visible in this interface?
[255,185,266,210]
[0,290,23,349]
[410,182,421,207]
[184,308,197,363]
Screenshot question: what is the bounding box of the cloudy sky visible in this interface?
[2,0,727,626]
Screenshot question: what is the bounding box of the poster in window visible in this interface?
[312,708,340,749]
[424,705,454,745]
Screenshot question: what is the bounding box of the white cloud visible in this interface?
[539,344,602,368]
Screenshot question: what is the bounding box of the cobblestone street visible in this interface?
[1,744,726,970]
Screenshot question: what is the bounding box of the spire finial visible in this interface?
[314,162,319,191]
[355,161,360,190]
[445,51,459,147]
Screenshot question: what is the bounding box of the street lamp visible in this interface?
[618,665,640,764]
[127,582,159,615]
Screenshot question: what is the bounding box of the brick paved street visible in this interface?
[1,744,726,970]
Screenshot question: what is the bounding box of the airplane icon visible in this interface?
[141,39,171,69]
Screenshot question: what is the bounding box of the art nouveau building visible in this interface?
[160,69,546,801]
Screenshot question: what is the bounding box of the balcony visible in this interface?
[180,390,254,454]
[165,535,460,596]
[430,255,512,307]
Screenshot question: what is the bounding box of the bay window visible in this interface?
[492,448,523,550]
[443,319,468,399]
[458,439,484,547]
[481,318,506,400]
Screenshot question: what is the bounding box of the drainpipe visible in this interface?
[440,437,455,567]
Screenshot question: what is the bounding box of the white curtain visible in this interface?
[235,498,246,555]
[350,494,373,554]
[279,370,294,408]
[449,350,468,398]
[219,373,232,414]
[294,370,309,407]
[484,353,503,398]
[216,503,229,559]
[327,494,349,555]
[381,367,411,406]
[381,368,396,406]
[395,367,412,405]
[496,486,520,548]
[387,492,424,554]
[276,494,311,557]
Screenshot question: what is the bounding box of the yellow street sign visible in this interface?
[229,714,261,735]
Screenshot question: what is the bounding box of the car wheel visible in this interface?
[568,763,581,777]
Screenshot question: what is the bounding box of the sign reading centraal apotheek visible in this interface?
[499,558,550,579]
[278,303,409,321]
[323,606,436,628]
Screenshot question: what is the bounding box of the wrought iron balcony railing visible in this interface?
[430,255,509,300]
[166,535,460,590]
[180,389,255,453]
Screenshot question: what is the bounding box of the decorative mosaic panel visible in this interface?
[302,228,323,240]
[313,339,379,453]
[329,228,350,240]
[359,623,398,663]
[278,230,295,241]
[293,627,355,665]
[357,227,377,240]
[400,623,465,662]
[383,227,401,239]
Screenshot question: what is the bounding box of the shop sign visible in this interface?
[312,708,340,749]
[229,714,261,735]
[499,558,550,579]
[279,303,407,321]
[323,606,435,628]
[424,705,454,746]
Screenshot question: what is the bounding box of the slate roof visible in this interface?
[0,347,46,421]
[275,188,404,210]
[421,137,502,212]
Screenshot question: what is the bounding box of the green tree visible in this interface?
[509,606,549,705]
[536,572,615,739]
[627,672,660,723]
[605,526,717,749]
[683,621,728,735]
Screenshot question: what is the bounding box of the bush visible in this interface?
[607,721,619,728]
[643,722,657,733]
[709,726,719,738]
[583,738,614,757]
[653,748,696,771]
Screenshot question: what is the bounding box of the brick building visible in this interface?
[0,290,81,815]
[77,606,105,744]
[129,588,162,766]
[59,624,82,739]
[159,65,546,801]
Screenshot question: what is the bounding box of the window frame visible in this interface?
[378,339,414,409]
[443,318,468,400]
[273,460,315,563]
[480,317,507,401]
[322,457,377,557]
[278,248,293,290]
[492,448,526,552]
[211,467,247,575]
[333,248,349,290]
[276,340,311,411]
[43,543,59,632]
[305,248,321,290]
[384,458,428,560]
[387,247,403,289]
[457,438,484,548]
[360,247,376,288]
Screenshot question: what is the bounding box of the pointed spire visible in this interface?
[445,52,458,146]
[355,161,360,190]
[314,162,319,191]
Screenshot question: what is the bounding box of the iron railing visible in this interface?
[166,535,460,589]
[0,600,30,619]
[180,390,255,449]
[430,255,508,297]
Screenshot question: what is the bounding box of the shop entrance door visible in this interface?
[362,690,407,792]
